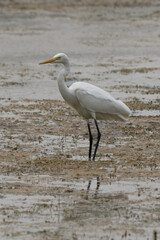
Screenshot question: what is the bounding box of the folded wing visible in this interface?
[70,82,131,121]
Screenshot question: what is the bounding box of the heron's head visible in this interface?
[40,53,69,65]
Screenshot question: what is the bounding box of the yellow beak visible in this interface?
[39,56,60,65]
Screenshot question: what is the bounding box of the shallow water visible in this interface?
[0,174,160,240]
[0,1,160,240]
[0,3,160,101]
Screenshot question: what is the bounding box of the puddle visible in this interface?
[132,109,160,116]
[0,193,69,239]
[0,174,159,240]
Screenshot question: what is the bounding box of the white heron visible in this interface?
[40,53,131,161]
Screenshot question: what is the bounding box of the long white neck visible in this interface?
[57,61,74,105]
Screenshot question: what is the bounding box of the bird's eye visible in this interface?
[56,56,61,60]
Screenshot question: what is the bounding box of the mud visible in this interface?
[0,1,160,240]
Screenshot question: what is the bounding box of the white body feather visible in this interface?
[68,81,131,121]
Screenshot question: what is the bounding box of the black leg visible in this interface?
[87,122,93,161]
[93,119,101,161]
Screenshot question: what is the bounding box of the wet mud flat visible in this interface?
[0,98,160,240]
[0,0,160,239]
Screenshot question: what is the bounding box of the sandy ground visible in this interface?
[0,1,160,240]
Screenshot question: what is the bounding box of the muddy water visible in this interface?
[0,1,160,240]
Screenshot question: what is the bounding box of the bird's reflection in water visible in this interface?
[85,176,101,199]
